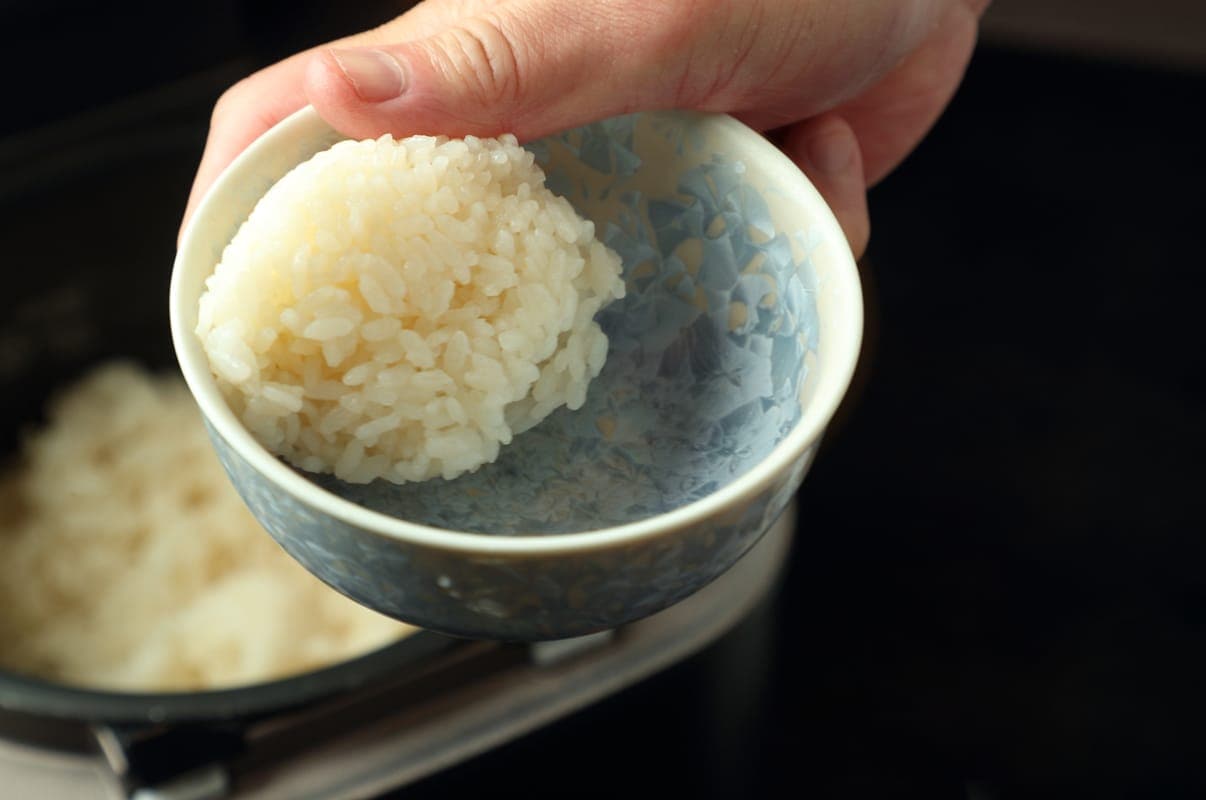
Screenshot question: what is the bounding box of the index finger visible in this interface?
[179,0,492,242]
[179,54,312,243]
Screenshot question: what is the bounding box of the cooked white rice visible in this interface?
[0,363,414,692]
[196,134,625,484]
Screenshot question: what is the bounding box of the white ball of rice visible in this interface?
[196,133,625,484]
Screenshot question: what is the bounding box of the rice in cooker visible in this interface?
[0,363,414,692]
[196,133,625,484]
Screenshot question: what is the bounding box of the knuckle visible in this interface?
[210,77,252,125]
[437,16,525,116]
[658,0,767,109]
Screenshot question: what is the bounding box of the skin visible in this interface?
[182,0,991,259]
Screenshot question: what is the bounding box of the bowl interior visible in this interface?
[178,109,858,537]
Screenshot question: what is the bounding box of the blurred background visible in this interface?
[2,1,1205,797]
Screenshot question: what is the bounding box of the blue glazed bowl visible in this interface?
[171,106,862,640]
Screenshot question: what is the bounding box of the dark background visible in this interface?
[2,2,1205,797]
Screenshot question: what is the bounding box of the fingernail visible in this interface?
[806,123,856,176]
[330,48,405,102]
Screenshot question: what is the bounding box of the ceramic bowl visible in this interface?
[171,106,862,640]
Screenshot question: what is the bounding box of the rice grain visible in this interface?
[197,134,625,483]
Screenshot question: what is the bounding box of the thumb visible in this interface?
[304,1,685,141]
[303,0,939,142]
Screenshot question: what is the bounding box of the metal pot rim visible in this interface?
[0,631,459,726]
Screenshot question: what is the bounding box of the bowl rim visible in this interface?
[170,106,863,556]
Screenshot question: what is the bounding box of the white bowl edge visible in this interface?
[169,106,864,557]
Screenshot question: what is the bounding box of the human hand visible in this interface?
[182,0,990,258]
